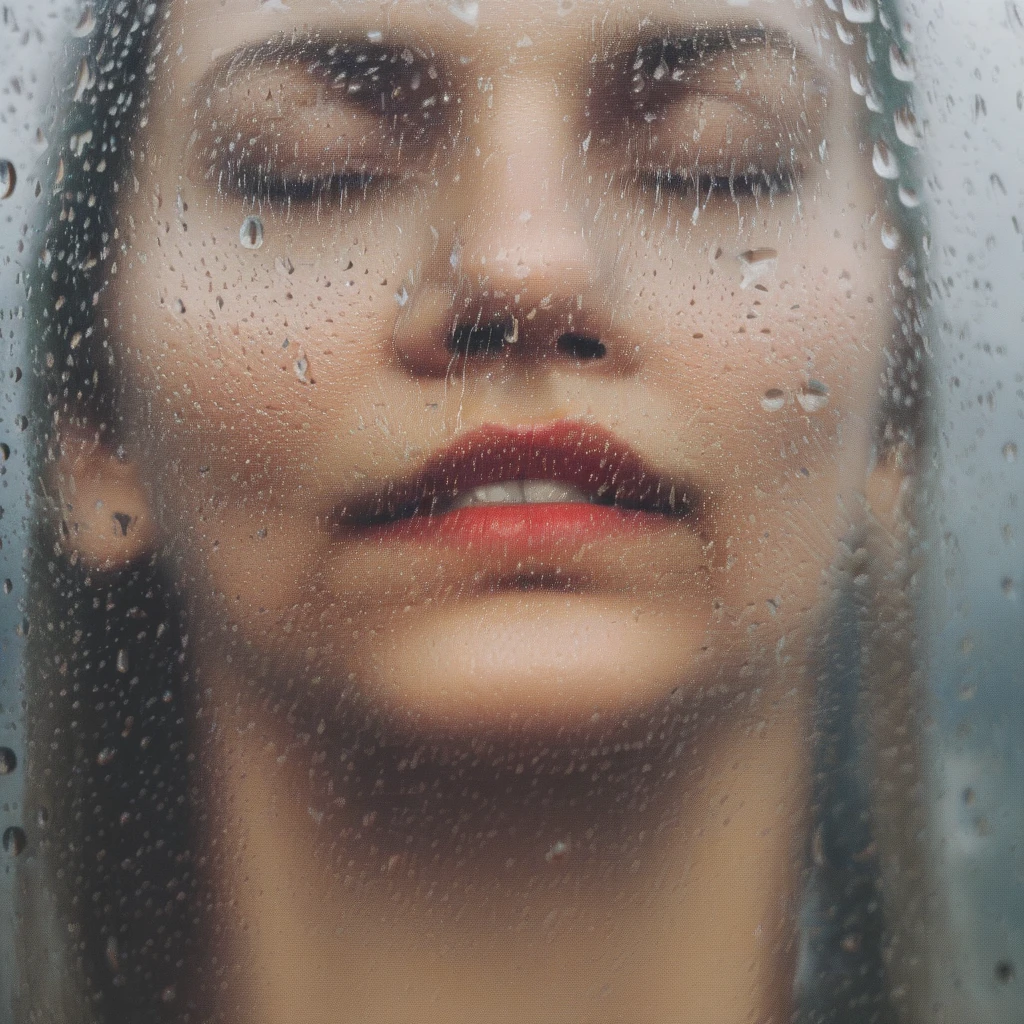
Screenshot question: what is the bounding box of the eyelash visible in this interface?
[217,164,381,207]
[214,138,800,211]
[648,167,799,201]
[220,161,799,213]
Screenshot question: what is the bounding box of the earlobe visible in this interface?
[865,449,913,541]
[51,434,159,569]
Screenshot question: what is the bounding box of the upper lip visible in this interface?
[333,421,701,529]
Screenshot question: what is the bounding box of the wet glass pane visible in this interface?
[0,0,1022,1021]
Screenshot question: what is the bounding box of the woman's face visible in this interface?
[63,0,908,1017]
[108,0,891,735]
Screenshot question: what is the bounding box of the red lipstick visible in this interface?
[336,421,697,552]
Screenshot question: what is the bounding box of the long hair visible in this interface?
[16,1,934,1021]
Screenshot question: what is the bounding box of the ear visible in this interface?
[864,447,913,543]
[50,433,159,569]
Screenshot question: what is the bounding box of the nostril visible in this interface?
[449,318,517,357]
[445,322,606,361]
[557,333,606,360]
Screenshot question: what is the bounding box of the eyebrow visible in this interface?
[195,20,825,108]
[203,39,408,88]
[630,23,820,73]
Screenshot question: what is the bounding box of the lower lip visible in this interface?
[358,503,672,550]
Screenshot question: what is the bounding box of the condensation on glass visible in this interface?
[0,0,1021,1021]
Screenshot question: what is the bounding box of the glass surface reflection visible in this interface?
[8,0,947,1021]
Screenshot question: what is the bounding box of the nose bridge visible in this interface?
[393,66,621,380]
[456,73,592,296]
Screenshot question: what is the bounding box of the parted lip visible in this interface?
[332,421,701,530]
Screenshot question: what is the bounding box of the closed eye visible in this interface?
[646,166,799,202]
[211,163,380,207]
[190,35,453,211]
[590,25,826,208]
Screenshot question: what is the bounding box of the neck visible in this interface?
[191,659,811,1024]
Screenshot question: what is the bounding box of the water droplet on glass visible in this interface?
[761,388,786,412]
[1003,441,1018,462]
[0,747,16,774]
[239,215,264,250]
[889,43,916,82]
[842,0,875,24]
[73,57,94,102]
[2,579,11,595]
[294,355,310,382]
[174,298,186,315]
[835,19,855,44]
[545,840,570,863]
[849,67,868,96]
[898,183,920,208]
[864,86,884,114]
[72,5,96,36]
[1002,576,1016,598]
[97,747,116,766]
[881,222,901,250]
[36,806,49,828]
[2,826,26,857]
[872,140,899,180]
[447,1,479,25]
[738,247,778,289]
[797,380,830,413]
[116,649,130,673]
[69,129,92,158]
[994,960,1016,984]
[1010,0,1024,34]
[894,106,921,148]
[0,160,15,200]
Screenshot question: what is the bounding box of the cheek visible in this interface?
[112,185,423,472]
[619,203,890,617]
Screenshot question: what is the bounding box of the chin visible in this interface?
[343,590,715,735]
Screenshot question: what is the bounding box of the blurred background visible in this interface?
[908,1,1024,1019]
[0,0,1022,1019]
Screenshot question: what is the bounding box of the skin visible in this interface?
[61,0,902,1019]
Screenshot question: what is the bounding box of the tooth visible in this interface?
[449,481,525,509]
[445,479,596,510]
[521,480,591,504]
[476,481,526,504]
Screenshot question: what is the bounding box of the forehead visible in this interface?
[163,0,830,81]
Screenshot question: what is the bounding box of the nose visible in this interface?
[393,75,615,377]
[459,74,594,298]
